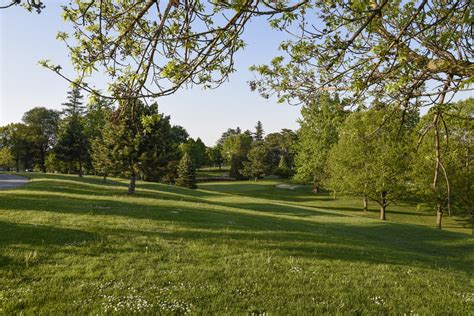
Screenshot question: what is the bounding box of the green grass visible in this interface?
[196,166,230,178]
[0,173,472,314]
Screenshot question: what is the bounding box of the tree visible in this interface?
[44,151,65,174]
[293,93,346,192]
[252,1,473,110]
[411,99,474,229]
[55,88,89,176]
[193,138,207,169]
[139,112,182,182]
[207,145,224,170]
[0,147,13,170]
[42,1,307,101]
[254,121,264,141]
[83,96,114,173]
[100,110,141,194]
[91,135,114,183]
[170,125,189,145]
[176,152,197,189]
[223,133,252,180]
[62,86,86,117]
[22,107,60,173]
[327,107,414,220]
[0,0,44,12]
[251,1,472,205]
[94,101,183,193]
[0,123,34,172]
[275,155,292,179]
[217,127,242,146]
[180,138,207,169]
[265,129,298,175]
[55,115,89,177]
[241,142,269,181]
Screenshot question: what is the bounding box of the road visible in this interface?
[0,174,28,190]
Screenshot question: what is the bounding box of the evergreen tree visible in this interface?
[241,142,268,181]
[254,121,264,141]
[62,85,86,116]
[91,133,114,183]
[55,115,89,176]
[176,152,197,189]
[275,155,292,179]
[84,96,114,173]
[55,87,89,176]
[92,101,181,193]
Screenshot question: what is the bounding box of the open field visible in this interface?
[0,173,472,314]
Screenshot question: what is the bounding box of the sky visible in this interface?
[0,3,302,146]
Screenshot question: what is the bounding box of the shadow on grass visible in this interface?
[0,221,95,247]
[2,175,473,275]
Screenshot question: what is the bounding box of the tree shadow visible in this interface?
[98,219,473,274]
[0,221,96,268]
[209,201,346,218]
[0,221,95,247]
[2,176,472,275]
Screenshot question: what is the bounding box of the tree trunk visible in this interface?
[15,153,20,172]
[470,211,474,235]
[436,204,443,229]
[380,191,387,220]
[332,190,337,200]
[78,161,83,177]
[312,176,319,193]
[102,175,107,184]
[40,149,46,173]
[254,177,258,182]
[380,205,386,220]
[128,172,136,194]
[363,195,368,212]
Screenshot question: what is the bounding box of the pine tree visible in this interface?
[62,85,85,117]
[55,86,89,176]
[55,115,89,176]
[275,155,291,179]
[254,121,264,141]
[176,152,197,189]
[241,142,268,181]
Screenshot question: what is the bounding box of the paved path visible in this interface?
[0,174,28,190]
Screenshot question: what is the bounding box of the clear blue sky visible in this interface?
[0,4,301,146]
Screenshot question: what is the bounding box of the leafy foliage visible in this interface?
[327,107,416,220]
[293,93,346,192]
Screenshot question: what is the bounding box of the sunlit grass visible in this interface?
[0,173,472,314]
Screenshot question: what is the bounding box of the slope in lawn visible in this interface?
[0,173,472,314]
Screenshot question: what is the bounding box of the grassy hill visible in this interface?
[0,173,472,314]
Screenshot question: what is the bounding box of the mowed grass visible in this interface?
[0,173,472,314]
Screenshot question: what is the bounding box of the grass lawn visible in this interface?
[0,173,472,314]
[196,166,230,178]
